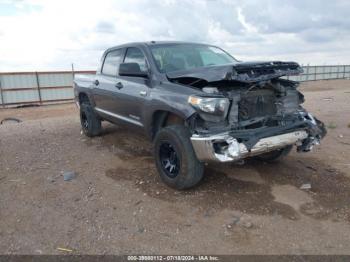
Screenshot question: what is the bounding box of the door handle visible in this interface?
[115,82,123,89]
[140,91,147,96]
[94,79,99,86]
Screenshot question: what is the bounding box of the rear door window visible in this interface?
[102,49,124,76]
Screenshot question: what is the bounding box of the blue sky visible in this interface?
[0,0,349,71]
[0,1,41,16]
[0,2,17,15]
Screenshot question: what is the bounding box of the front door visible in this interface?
[113,47,151,127]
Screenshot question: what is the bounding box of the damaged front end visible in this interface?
[169,61,327,162]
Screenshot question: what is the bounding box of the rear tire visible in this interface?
[80,103,101,137]
[154,125,204,190]
[255,145,293,162]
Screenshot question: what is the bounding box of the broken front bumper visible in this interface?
[190,130,309,162]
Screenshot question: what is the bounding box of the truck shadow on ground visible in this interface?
[97,124,350,222]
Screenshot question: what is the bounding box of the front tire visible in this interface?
[154,125,204,190]
[80,103,102,137]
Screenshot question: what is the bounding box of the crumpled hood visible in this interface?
[167,61,303,84]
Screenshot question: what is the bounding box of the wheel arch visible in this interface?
[78,92,93,106]
[150,110,189,140]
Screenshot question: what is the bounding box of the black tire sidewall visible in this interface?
[155,132,187,188]
[154,125,204,189]
[80,103,101,137]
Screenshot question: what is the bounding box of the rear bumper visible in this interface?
[190,130,308,162]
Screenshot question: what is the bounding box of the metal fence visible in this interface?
[0,71,95,107]
[287,65,350,82]
[0,65,349,107]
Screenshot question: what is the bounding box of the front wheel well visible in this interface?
[152,111,185,140]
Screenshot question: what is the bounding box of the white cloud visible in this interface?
[0,0,349,72]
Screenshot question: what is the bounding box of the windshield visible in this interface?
[150,44,237,73]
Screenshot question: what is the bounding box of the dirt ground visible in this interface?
[0,79,350,255]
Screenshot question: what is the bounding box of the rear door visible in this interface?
[92,48,125,121]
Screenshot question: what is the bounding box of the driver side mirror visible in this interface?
[119,62,148,78]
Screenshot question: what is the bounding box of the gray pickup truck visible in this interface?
[74,41,326,189]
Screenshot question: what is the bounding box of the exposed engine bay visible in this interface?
[168,61,327,161]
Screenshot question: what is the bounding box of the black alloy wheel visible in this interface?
[80,111,89,131]
[159,141,180,178]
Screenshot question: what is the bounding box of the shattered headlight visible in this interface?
[188,95,230,121]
